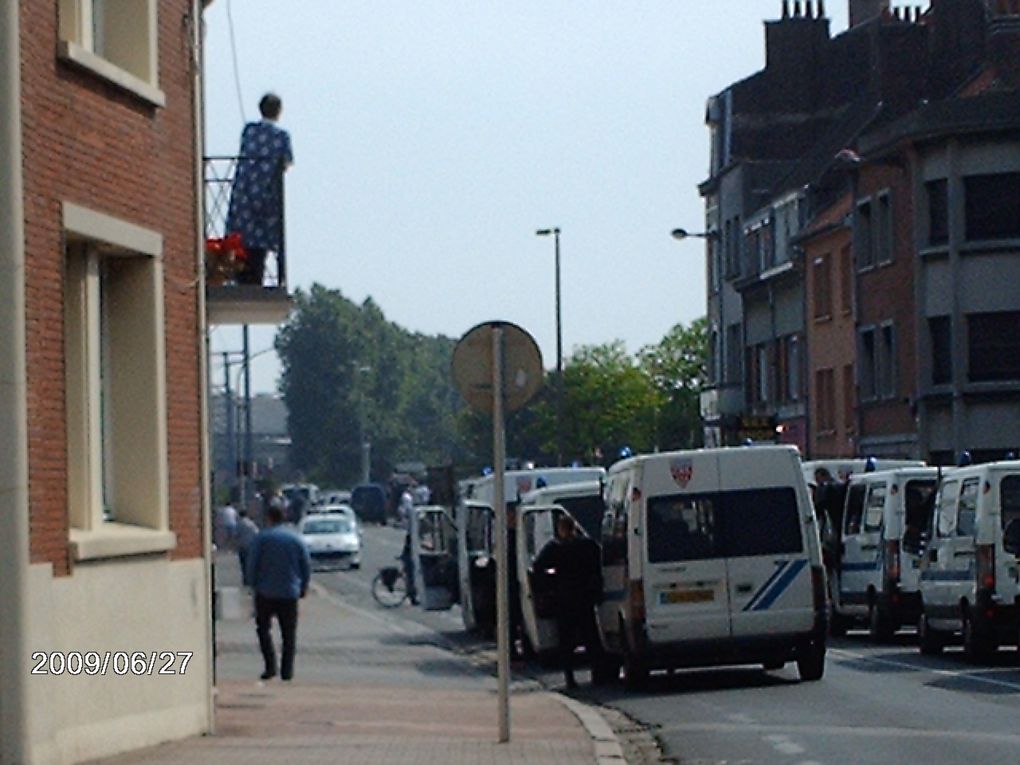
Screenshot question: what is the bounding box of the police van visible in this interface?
[598,446,827,688]
[917,460,1020,660]
[453,467,605,635]
[519,479,605,541]
[828,467,940,639]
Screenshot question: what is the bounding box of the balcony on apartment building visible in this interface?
[204,156,292,325]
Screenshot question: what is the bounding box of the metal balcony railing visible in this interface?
[203,156,287,290]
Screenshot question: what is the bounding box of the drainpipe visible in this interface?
[191,0,216,734]
[0,1,33,761]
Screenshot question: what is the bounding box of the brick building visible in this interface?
[1,2,213,762]
[698,0,1020,462]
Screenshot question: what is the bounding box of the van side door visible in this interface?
[845,482,887,603]
[411,507,458,611]
[923,479,972,629]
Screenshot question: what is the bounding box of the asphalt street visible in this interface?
[319,522,1020,765]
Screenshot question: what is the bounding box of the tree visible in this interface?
[638,317,708,450]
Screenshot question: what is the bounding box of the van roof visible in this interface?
[610,444,801,472]
[847,466,942,483]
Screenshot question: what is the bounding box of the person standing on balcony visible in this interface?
[226,93,294,286]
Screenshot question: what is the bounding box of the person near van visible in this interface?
[246,505,311,681]
[533,515,604,689]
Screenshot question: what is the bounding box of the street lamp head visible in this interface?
[671,227,719,241]
[671,228,690,241]
[536,228,560,237]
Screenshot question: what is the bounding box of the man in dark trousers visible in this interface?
[246,505,311,681]
[533,514,605,689]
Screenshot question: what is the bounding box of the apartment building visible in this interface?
[1,2,213,762]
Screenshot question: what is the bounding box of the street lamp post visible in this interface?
[536,227,563,466]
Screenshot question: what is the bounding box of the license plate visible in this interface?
[660,589,714,605]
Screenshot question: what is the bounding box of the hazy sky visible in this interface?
[204,1,852,393]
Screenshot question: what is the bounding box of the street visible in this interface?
[315,523,1020,765]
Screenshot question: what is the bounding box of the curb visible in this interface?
[557,695,628,764]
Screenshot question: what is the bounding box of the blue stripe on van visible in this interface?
[841,559,881,572]
[743,561,792,612]
[745,559,808,612]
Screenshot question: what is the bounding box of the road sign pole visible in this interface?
[492,325,510,743]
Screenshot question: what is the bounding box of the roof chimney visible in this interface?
[849,0,891,26]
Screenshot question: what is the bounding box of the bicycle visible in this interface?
[371,565,410,608]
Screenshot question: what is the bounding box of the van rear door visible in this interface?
[643,455,730,643]
[724,450,815,639]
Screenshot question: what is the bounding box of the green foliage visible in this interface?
[276,289,707,484]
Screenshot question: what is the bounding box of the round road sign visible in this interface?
[451,321,544,414]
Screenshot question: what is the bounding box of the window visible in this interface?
[930,316,953,385]
[813,254,832,320]
[58,0,162,104]
[856,198,874,269]
[927,179,949,246]
[839,244,853,314]
[904,479,937,548]
[720,488,803,557]
[965,173,1020,241]
[968,311,1020,382]
[785,335,800,402]
[63,203,173,560]
[1001,476,1020,532]
[816,368,835,433]
[726,323,742,385]
[724,218,741,278]
[864,484,887,531]
[844,484,866,535]
[957,479,979,537]
[842,363,855,433]
[876,192,893,264]
[936,480,960,537]
[859,328,876,400]
[558,495,605,541]
[878,324,895,398]
[647,495,717,562]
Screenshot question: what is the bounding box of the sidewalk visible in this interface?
[89,555,628,765]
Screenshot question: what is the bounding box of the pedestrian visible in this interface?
[533,514,605,689]
[245,504,311,681]
[225,92,294,286]
[214,498,238,551]
[235,509,260,586]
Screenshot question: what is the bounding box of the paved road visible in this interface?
[315,522,1020,765]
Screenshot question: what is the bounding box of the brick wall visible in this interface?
[20,1,204,574]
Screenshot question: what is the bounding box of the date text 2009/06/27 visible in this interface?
[30,651,194,676]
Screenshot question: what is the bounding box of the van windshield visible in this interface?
[647,487,803,563]
[557,495,604,540]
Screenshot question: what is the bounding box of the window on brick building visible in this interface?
[965,173,1020,241]
[855,198,874,269]
[58,0,162,103]
[876,191,893,264]
[63,203,175,561]
[813,254,832,320]
[726,323,742,385]
[842,363,855,433]
[859,328,876,400]
[839,244,853,314]
[927,179,949,246]
[878,323,896,398]
[815,368,835,433]
[968,311,1020,382]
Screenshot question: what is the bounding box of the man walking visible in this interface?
[245,505,311,681]
[533,514,605,689]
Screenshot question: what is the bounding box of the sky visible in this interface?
[204,0,852,394]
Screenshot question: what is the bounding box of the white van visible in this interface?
[828,467,940,640]
[598,446,827,688]
[516,503,570,661]
[410,505,459,611]
[455,467,605,635]
[917,460,1020,660]
[519,480,605,542]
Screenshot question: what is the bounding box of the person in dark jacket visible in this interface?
[246,505,311,681]
[533,514,604,689]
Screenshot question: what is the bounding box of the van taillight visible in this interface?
[628,579,646,622]
[884,540,901,584]
[810,566,826,612]
[977,544,996,591]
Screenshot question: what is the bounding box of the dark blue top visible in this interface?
[246,525,310,600]
[226,120,293,251]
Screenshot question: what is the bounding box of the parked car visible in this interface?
[918,460,1020,660]
[320,489,352,507]
[299,513,361,570]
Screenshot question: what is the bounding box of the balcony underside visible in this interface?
[206,285,292,325]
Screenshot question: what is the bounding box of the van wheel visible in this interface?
[868,602,896,643]
[917,612,944,656]
[796,641,825,682]
[963,611,996,663]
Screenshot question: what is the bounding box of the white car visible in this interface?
[299,513,361,570]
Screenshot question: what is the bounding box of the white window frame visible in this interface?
[64,202,175,560]
[57,0,165,107]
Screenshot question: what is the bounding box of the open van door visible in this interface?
[457,501,495,634]
[518,504,562,659]
[411,505,459,611]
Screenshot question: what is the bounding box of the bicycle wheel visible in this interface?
[371,567,408,608]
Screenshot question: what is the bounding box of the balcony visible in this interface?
[204,156,292,325]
